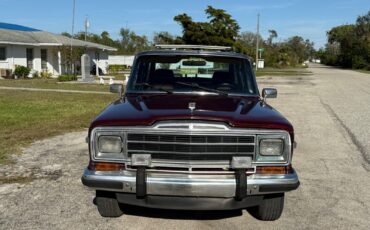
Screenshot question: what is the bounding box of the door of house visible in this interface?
[26,48,33,69]
[41,49,47,70]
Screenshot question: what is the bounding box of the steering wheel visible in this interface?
[216,82,235,90]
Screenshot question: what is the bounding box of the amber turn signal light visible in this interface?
[88,162,125,171]
[256,165,293,174]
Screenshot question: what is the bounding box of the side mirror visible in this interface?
[110,83,123,96]
[262,88,277,100]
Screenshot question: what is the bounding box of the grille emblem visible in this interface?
[188,102,196,112]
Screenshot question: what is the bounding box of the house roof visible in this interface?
[0,22,117,51]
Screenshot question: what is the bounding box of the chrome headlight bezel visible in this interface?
[255,134,291,164]
[90,129,126,162]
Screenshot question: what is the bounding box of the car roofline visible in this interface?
[135,49,253,62]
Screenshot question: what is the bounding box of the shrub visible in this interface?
[352,56,367,69]
[57,75,77,82]
[108,65,127,74]
[14,66,31,78]
[40,70,52,79]
[32,71,39,78]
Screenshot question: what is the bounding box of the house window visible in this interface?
[41,49,47,70]
[0,47,6,61]
[26,48,34,69]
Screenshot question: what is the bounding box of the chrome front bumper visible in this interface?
[81,169,299,198]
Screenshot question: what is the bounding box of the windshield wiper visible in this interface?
[137,83,173,94]
[175,82,228,96]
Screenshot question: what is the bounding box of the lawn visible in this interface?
[0,78,111,92]
[109,73,129,81]
[0,90,116,164]
[255,67,312,77]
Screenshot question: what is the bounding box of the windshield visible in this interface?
[128,55,257,95]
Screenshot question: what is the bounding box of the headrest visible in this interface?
[212,71,232,83]
[150,69,175,84]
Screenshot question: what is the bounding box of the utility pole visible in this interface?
[70,0,76,74]
[84,16,90,41]
[255,13,260,72]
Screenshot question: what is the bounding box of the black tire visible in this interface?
[95,191,123,218]
[247,193,284,221]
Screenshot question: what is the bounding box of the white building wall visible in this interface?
[108,55,135,67]
[0,45,10,69]
[0,45,40,72]
[46,48,59,76]
[0,45,11,69]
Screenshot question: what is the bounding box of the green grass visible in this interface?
[0,90,116,164]
[255,67,312,77]
[107,73,128,81]
[354,69,370,74]
[0,78,110,92]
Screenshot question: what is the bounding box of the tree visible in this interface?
[321,11,370,69]
[267,30,278,45]
[174,6,240,46]
[285,36,314,64]
[235,31,263,58]
[119,28,151,54]
[355,11,370,68]
[61,32,72,38]
[153,31,182,45]
[100,31,117,47]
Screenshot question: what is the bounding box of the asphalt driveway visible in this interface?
[0,64,369,229]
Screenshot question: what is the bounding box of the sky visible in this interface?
[1,0,369,49]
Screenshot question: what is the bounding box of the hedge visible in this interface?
[57,75,77,82]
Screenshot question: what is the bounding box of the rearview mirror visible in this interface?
[262,88,277,100]
[182,60,207,66]
[110,83,123,96]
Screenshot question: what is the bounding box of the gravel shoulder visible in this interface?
[1,64,369,229]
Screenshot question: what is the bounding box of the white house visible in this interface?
[0,23,117,77]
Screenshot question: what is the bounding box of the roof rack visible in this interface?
[155,44,232,51]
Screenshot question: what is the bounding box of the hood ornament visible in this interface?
[188,102,196,112]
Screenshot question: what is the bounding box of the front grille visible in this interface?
[127,133,255,161]
[127,143,254,153]
[127,134,254,144]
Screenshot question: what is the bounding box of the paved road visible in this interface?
[0,64,369,229]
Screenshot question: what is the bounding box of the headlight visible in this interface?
[259,139,283,156]
[97,136,123,159]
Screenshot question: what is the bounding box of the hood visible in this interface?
[90,94,293,133]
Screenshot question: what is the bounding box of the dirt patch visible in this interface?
[0,133,82,185]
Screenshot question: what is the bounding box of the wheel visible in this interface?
[95,191,123,218]
[247,193,284,221]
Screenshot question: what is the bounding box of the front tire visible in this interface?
[247,193,284,221]
[95,191,123,218]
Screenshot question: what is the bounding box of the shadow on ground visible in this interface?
[119,204,244,220]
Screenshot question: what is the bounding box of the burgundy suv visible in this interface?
[82,45,299,221]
